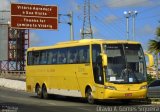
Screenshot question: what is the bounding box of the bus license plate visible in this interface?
[125,93,132,97]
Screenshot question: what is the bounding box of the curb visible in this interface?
[150,99,160,104]
[151,102,160,104]
[0,78,26,91]
[0,74,25,81]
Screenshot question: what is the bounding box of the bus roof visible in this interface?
[27,39,140,51]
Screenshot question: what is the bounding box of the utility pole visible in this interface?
[0,10,10,21]
[69,11,74,41]
[131,11,138,40]
[124,11,131,40]
[81,0,93,39]
[126,16,129,40]
[124,11,138,41]
[59,12,74,41]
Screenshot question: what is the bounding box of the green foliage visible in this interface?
[148,25,160,81]
[148,40,160,54]
[148,26,160,54]
[147,74,155,84]
[156,27,160,37]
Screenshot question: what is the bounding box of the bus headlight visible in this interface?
[104,86,117,90]
[140,85,147,90]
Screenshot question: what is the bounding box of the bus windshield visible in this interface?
[103,44,147,84]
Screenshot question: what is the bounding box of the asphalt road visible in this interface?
[0,87,159,112]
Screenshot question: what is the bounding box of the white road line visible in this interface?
[45,102,57,106]
[77,107,91,111]
[0,95,57,106]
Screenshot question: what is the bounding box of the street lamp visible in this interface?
[124,11,131,40]
[130,11,138,40]
[124,11,138,41]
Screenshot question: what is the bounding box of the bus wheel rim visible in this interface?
[87,89,94,103]
[42,86,48,99]
[36,87,42,98]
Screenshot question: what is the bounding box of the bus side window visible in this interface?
[47,49,57,64]
[68,47,78,64]
[27,52,33,65]
[84,48,90,63]
[57,50,61,64]
[78,46,90,63]
[47,50,53,64]
[40,51,47,64]
[57,48,67,64]
[74,50,79,63]
[79,48,84,63]
[33,51,40,65]
[52,53,57,64]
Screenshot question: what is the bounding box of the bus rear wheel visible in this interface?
[42,85,48,99]
[86,88,94,104]
[35,85,42,98]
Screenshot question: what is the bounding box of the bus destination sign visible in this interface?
[11,3,58,30]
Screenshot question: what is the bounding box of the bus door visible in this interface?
[76,46,91,96]
[65,47,79,91]
[92,44,104,99]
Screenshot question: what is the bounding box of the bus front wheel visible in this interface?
[42,85,48,99]
[86,88,94,104]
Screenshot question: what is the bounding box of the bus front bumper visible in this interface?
[103,89,147,99]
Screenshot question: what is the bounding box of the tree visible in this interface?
[147,74,155,84]
[148,26,160,79]
[156,27,160,37]
[148,39,160,54]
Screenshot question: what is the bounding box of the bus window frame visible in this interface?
[92,44,104,85]
[27,45,91,66]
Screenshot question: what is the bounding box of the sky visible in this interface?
[0,0,160,50]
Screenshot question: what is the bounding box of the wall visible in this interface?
[0,25,8,60]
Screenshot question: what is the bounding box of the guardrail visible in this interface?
[0,71,25,75]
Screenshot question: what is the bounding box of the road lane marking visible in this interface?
[77,107,91,111]
[45,102,57,106]
[0,95,57,106]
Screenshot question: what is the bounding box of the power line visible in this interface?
[91,0,160,24]
[100,0,154,8]
[90,2,125,26]
[92,16,112,38]
[92,15,125,39]
[91,9,125,38]
[77,0,125,38]
[138,4,160,14]
[77,10,113,39]
[137,13,160,21]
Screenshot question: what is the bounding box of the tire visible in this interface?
[42,85,48,99]
[86,88,94,104]
[35,85,42,98]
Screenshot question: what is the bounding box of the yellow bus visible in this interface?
[26,39,152,103]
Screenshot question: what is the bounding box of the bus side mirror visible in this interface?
[145,53,154,68]
[101,53,108,67]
